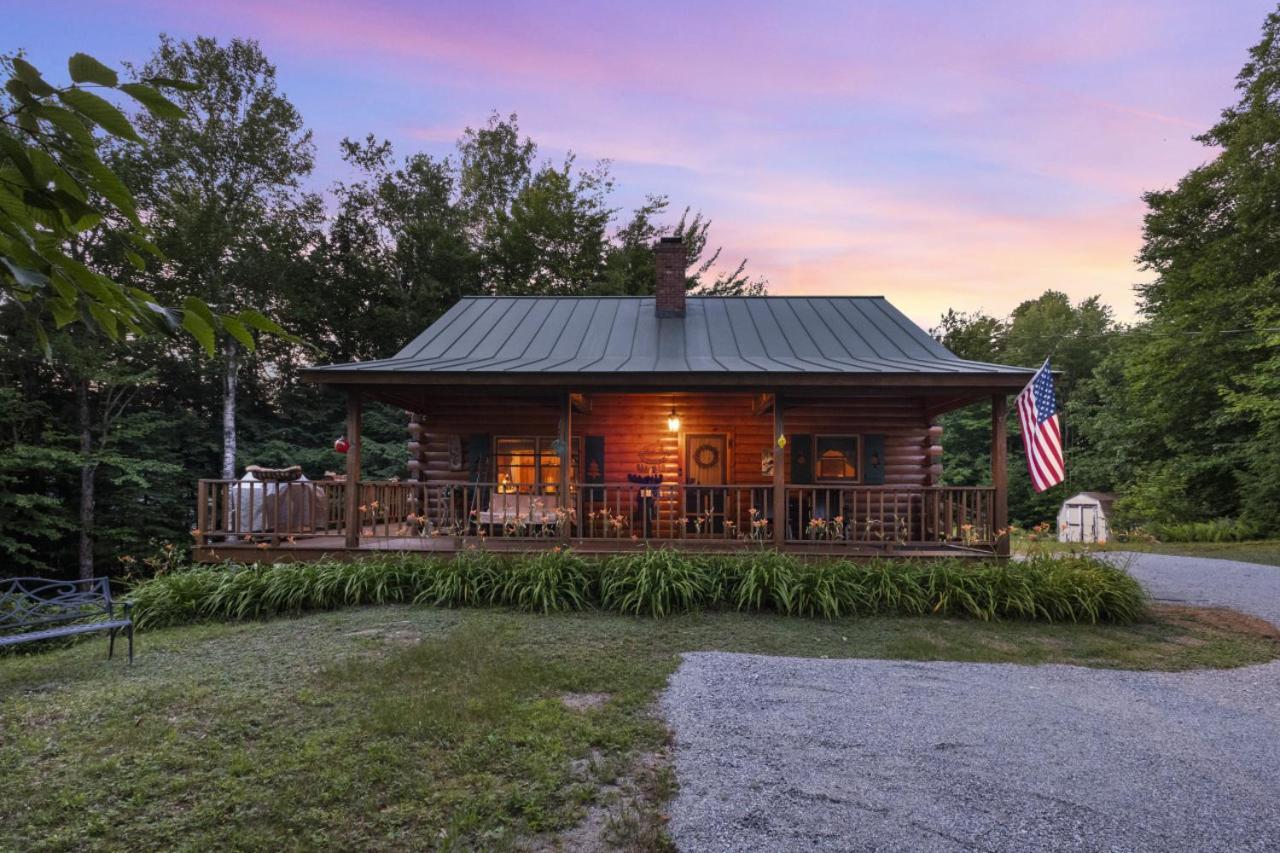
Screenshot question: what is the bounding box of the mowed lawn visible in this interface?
[1120,540,1280,567]
[3,605,1279,851]
[1021,539,1280,567]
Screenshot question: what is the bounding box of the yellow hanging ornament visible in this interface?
[776,434,787,449]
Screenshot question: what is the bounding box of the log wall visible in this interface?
[407,392,937,487]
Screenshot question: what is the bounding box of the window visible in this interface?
[494,437,580,493]
[814,435,859,482]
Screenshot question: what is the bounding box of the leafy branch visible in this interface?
[0,52,294,356]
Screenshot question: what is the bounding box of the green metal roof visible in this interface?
[305,296,1033,381]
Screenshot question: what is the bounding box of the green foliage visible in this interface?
[129,550,1147,629]
[2,34,769,579]
[1067,11,1280,535]
[497,549,596,613]
[932,291,1120,526]
[0,51,287,355]
[600,548,712,616]
[0,388,79,569]
[790,560,871,618]
[1147,518,1264,543]
[731,550,797,612]
[412,548,503,607]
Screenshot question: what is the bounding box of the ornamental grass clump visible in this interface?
[128,565,225,629]
[601,548,712,616]
[790,560,873,618]
[127,548,1146,628]
[496,548,595,613]
[412,549,503,608]
[1015,554,1147,624]
[858,559,929,616]
[731,551,798,612]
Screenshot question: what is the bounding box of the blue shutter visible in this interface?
[791,434,813,484]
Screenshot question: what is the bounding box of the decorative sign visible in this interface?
[761,449,774,476]
[638,443,666,465]
[448,435,463,471]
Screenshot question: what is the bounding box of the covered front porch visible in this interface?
[192,386,1012,562]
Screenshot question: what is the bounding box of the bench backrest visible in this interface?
[0,577,114,630]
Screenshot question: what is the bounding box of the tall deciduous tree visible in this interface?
[932,291,1118,526]
[1072,9,1280,531]
[1,51,286,354]
[123,36,310,480]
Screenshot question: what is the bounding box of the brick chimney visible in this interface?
[654,236,686,318]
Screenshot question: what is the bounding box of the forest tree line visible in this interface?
[935,10,1280,539]
[0,36,764,576]
[4,15,1280,577]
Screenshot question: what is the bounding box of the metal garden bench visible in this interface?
[0,577,134,662]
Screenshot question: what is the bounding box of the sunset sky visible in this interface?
[10,1,1274,325]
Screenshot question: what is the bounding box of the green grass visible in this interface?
[1018,538,1280,568]
[2,603,1278,851]
[1123,539,1280,567]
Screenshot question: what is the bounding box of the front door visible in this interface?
[686,434,727,534]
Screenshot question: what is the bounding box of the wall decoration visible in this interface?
[638,443,665,466]
[692,442,720,470]
[761,448,774,476]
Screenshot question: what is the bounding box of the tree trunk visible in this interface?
[221,338,238,480]
[76,378,97,580]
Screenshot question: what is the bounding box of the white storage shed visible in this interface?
[1057,492,1116,543]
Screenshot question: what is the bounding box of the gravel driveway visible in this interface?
[1098,551,1280,627]
[661,554,1280,852]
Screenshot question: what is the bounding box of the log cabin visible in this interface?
[192,237,1033,562]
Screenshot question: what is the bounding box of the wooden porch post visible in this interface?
[560,392,571,541]
[991,393,1009,556]
[773,392,785,547]
[345,391,363,549]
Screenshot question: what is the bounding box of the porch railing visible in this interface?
[194,479,997,550]
[784,485,996,548]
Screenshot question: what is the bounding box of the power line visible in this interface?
[933,326,1280,344]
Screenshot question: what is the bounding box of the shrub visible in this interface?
[601,548,711,616]
[1147,518,1263,543]
[859,559,928,616]
[128,565,224,629]
[127,549,1147,629]
[789,560,867,618]
[413,550,502,608]
[731,551,797,612]
[497,549,595,613]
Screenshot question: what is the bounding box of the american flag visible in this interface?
[1016,359,1065,492]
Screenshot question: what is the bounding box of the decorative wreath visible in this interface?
[692,443,721,469]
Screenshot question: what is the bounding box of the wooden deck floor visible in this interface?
[193,536,994,563]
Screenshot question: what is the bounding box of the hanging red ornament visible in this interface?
[334,437,350,454]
